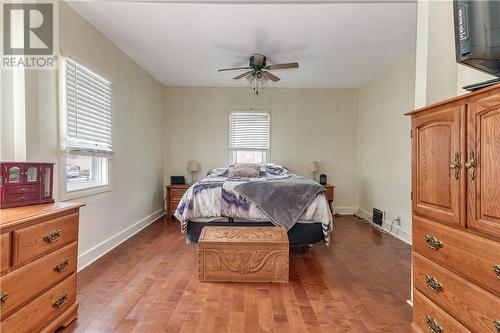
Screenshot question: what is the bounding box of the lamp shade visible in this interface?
[309,161,320,173]
[187,160,200,172]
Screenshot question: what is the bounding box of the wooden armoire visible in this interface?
[407,84,500,333]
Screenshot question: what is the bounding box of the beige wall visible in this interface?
[164,87,359,213]
[417,0,496,106]
[358,55,416,244]
[1,70,15,160]
[10,2,165,270]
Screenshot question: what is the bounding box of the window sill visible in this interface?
[60,184,112,201]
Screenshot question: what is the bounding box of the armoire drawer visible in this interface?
[414,253,500,333]
[0,242,77,319]
[413,215,500,294]
[413,290,471,333]
[0,274,76,333]
[12,212,78,266]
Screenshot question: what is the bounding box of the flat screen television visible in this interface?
[454,0,500,88]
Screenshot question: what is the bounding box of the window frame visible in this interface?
[58,56,113,200]
[228,109,271,165]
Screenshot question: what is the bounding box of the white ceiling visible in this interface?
[68,1,417,88]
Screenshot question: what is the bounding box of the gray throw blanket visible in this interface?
[235,176,325,230]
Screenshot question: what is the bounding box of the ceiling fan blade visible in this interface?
[233,71,254,80]
[266,62,299,70]
[262,71,280,82]
[253,53,265,67]
[218,67,251,72]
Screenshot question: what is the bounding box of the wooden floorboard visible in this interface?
[63,216,412,333]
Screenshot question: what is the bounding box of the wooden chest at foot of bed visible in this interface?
[198,226,289,283]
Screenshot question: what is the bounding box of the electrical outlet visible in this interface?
[395,216,401,225]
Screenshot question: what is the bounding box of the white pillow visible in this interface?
[228,165,260,178]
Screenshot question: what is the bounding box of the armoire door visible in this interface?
[467,97,500,239]
[412,105,464,226]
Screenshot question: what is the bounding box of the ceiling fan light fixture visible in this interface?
[218,53,299,96]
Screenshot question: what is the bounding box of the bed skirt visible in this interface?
[186,221,325,246]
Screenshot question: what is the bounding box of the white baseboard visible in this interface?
[356,209,412,245]
[78,209,164,271]
[333,206,358,215]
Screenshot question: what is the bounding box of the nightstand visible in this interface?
[166,184,190,220]
[322,184,335,211]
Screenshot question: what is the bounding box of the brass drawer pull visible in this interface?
[43,229,62,243]
[425,315,443,333]
[493,319,500,332]
[52,292,68,308]
[425,275,443,292]
[53,258,70,272]
[0,293,8,306]
[425,235,443,250]
[494,265,500,280]
[464,151,476,180]
[449,153,461,180]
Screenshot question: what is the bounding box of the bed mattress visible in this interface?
[175,164,334,244]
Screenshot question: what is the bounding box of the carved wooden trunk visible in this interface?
[198,226,289,283]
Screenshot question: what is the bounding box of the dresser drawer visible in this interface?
[413,215,500,294]
[414,253,500,333]
[170,201,181,213]
[0,274,76,333]
[413,290,472,333]
[1,233,10,274]
[324,187,334,201]
[0,242,77,319]
[170,188,187,200]
[12,212,78,266]
[4,193,39,204]
[4,185,39,195]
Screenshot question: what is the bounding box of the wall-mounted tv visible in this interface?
[454,0,500,78]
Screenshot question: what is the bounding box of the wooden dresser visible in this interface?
[166,184,190,220]
[0,202,84,333]
[322,184,335,211]
[407,85,500,333]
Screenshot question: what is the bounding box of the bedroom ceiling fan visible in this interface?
[218,53,299,95]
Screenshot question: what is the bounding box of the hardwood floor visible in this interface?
[64,216,412,333]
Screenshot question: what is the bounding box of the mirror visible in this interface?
[43,167,51,197]
[26,166,38,182]
[8,166,21,183]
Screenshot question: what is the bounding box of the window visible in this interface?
[61,58,113,196]
[229,111,270,164]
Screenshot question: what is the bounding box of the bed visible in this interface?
[174,163,333,246]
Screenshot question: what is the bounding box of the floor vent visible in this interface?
[372,208,383,226]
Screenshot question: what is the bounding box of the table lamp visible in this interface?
[187,160,200,184]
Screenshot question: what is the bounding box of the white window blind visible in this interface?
[229,112,270,150]
[64,58,113,156]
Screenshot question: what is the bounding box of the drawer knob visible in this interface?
[493,319,500,333]
[0,293,8,306]
[424,235,443,250]
[53,258,70,272]
[494,265,500,280]
[425,275,444,292]
[52,292,68,308]
[493,319,500,332]
[43,229,62,243]
[425,315,443,333]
